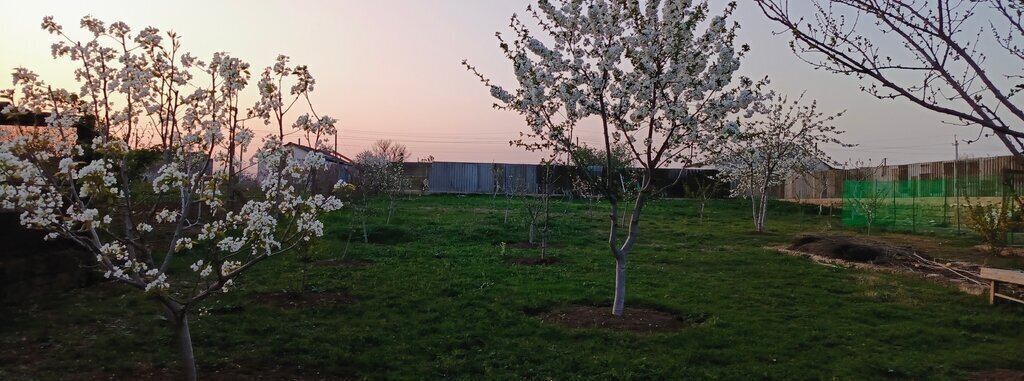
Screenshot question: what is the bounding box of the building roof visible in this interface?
[285,142,353,165]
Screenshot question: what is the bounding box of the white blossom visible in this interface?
[155,209,179,223]
[0,17,347,356]
[174,238,194,252]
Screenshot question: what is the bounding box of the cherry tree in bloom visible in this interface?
[714,93,849,233]
[466,0,762,316]
[0,16,343,380]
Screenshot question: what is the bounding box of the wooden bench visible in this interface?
[980,267,1024,305]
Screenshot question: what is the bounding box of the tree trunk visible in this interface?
[750,195,759,231]
[342,227,354,258]
[528,222,535,244]
[362,214,369,243]
[386,197,395,224]
[761,195,769,230]
[165,306,197,381]
[612,254,627,317]
[756,189,769,232]
[699,200,706,225]
[541,188,550,258]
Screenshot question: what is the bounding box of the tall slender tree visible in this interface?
[715,93,848,232]
[466,0,761,316]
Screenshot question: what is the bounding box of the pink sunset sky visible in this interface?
[0,0,1013,165]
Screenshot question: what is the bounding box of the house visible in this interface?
[284,142,354,167]
[259,142,353,194]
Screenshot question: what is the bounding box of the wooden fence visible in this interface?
[772,155,1024,204]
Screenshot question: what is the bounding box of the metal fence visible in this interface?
[840,177,1014,234]
[410,161,720,197]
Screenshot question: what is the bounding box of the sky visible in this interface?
[0,0,1013,166]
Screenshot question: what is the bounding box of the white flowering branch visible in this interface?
[0,16,344,380]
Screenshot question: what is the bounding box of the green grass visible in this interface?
[3,195,1023,380]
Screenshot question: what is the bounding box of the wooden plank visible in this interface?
[989,280,996,305]
[980,267,1024,285]
[994,292,1024,305]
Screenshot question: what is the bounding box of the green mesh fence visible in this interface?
[842,177,1015,235]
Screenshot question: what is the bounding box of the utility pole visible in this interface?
[954,134,961,235]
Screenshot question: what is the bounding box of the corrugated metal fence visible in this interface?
[412,161,719,197]
[427,162,495,194]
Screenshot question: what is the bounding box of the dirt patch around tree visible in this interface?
[778,234,1002,295]
[507,256,561,266]
[533,305,700,333]
[251,291,358,309]
[969,369,1024,381]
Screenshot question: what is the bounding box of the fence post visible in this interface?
[943,178,949,226]
[892,176,897,229]
[955,161,962,235]
[912,180,917,233]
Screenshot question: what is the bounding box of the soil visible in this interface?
[313,258,373,268]
[251,291,358,309]
[970,369,1024,381]
[974,245,1024,258]
[534,305,697,333]
[780,234,1024,297]
[788,234,916,264]
[844,231,1024,270]
[507,256,561,266]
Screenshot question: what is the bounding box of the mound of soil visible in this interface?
[507,256,560,266]
[252,291,358,309]
[535,305,697,333]
[788,234,916,264]
[781,234,997,295]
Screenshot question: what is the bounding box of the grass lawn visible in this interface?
[3,195,1023,380]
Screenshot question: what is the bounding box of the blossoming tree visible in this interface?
[0,17,343,380]
[466,0,760,316]
[353,139,409,226]
[714,93,848,233]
